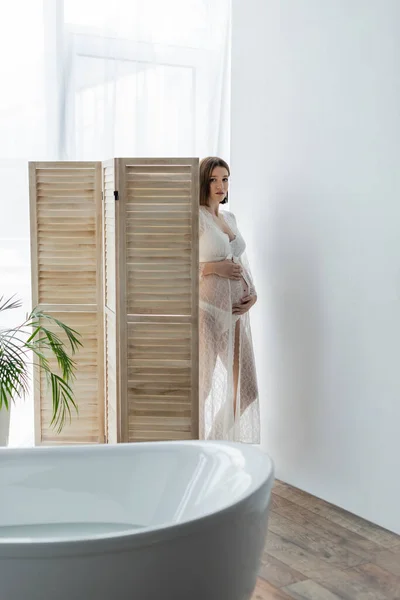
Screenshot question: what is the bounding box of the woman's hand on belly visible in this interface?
[213,259,243,280]
[232,294,257,316]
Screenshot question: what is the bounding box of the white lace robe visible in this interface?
[199,207,260,443]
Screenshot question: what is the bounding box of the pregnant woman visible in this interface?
[199,156,260,443]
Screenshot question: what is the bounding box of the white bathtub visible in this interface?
[0,441,274,600]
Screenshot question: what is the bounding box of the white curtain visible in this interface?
[0,0,231,446]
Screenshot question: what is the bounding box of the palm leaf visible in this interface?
[30,309,82,353]
[0,294,22,313]
[48,374,78,433]
[0,296,81,431]
[0,333,30,409]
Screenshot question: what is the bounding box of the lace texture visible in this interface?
[199,207,260,443]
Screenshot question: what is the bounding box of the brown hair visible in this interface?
[199,156,230,206]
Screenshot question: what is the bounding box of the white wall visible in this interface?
[230,0,400,534]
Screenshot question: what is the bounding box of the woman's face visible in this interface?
[208,166,229,204]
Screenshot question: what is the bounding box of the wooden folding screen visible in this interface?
[30,158,199,444]
[29,162,104,444]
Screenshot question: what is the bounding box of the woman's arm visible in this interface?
[200,260,243,280]
[200,262,217,277]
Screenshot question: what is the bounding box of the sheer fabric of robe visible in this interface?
[199,207,260,443]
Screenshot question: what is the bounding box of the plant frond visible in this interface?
[0,301,81,431]
[0,336,30,408]
[29,310,83,354]
[0,295,22,313]
[26,323,73,382]
[49,374,79,433]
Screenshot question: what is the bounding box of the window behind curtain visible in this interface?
[0,0,231,446]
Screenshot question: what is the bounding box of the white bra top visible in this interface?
[199,207,247,263]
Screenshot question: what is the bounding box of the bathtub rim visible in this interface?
[0,440,274,559]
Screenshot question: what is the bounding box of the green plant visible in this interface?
[0,295,82,433]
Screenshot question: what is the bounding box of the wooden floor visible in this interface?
[252,481,400,600]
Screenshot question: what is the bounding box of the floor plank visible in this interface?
[374,548,400,577]
[308,565,393,600]
[265,530,349,577]
[345,563,400,600]
[267,511,366,569]
[252,578,293,599]
[283,580,343,600]
[259,553,307,589]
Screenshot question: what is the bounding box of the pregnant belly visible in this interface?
[199,274,250,332]
[199,269,251,308]
[230,276,249,306]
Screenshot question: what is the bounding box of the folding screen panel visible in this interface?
[106,158,199,442]
[29,162,104,444]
